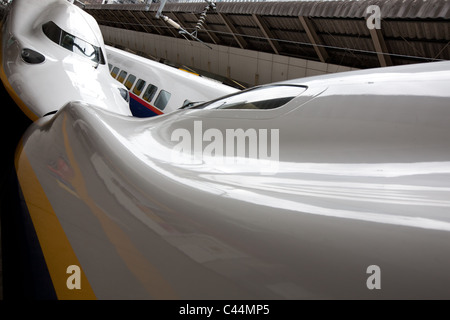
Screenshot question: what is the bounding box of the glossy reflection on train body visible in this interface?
[13,60,450,299]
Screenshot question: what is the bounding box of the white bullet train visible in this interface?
[105,45,239,117]
[7,60,450,299]
[0,0,131,120]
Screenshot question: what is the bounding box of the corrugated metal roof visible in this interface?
[85,0,450,69]
[156,0,450,19]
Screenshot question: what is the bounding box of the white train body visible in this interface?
[0,0,131,120]
[12,61,450,299]
[106,45,239,117]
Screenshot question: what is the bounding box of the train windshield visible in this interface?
[42,21,105,65]
[189,85,306,110]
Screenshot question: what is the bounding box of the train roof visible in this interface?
[280,60,450,92]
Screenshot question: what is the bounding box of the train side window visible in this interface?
[117,70,127,83]
[108,63,113,71]
[125,74,136,90]
[154,90,171,111]
[133,79,146,96]
[143,84,158,103]
[111,67,119,78]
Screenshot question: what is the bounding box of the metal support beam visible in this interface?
[140,11,164,36]
[128,10,154,35]
[369,28,393,67]
[117,10,140,32]
[218,12,248,49]
[252,14,281,55]
[298,16,329,63]
[107,9,130,31]
[129,11,145,33]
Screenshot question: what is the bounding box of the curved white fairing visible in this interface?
[14,60,450,299]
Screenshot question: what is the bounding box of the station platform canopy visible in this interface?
[84,0,450,69]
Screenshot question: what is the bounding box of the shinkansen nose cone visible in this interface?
[1,0,131,119]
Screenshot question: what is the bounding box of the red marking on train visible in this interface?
[129,92,163,115]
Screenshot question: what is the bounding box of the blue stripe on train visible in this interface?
[129,95,161,118]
